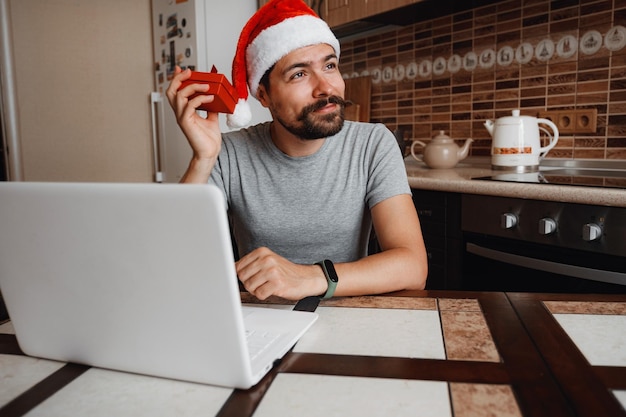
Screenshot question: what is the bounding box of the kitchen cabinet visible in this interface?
[323,0,423,28]
[257,0,423,29]
[344,76,371,122]
[323,0,353,28]
[366,0,422,16]
[412,189,463,290]
[258,0,314,8]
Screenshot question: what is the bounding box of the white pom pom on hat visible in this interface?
[226,0,340,129]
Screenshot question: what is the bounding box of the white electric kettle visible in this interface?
[484,109,559,172]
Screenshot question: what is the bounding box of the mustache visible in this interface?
[302,96,347,114]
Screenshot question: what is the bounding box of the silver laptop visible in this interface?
[0,182,317,389]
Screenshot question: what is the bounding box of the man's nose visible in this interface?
[312,73,334,97]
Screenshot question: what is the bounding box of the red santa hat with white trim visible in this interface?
[226,0,341,129]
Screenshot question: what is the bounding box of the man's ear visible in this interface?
[256,84,270,108]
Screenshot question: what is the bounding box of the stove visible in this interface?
[475,159,626,189]
[464,159,626,293]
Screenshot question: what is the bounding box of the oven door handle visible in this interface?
[466,242,626,286]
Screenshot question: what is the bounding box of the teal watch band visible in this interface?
[316,260,338,299]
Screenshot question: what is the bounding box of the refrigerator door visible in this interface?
[151,0,202,183]
[151,0,270,183]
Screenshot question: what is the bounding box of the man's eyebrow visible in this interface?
[282,53,338,75]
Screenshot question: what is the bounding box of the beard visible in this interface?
[275,96,347,140]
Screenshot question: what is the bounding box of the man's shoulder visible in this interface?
[221,122,272,154]
[223,121,271,141]
[342,120,386,133]
[339,121,394,148]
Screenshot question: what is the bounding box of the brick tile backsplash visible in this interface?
[338,0,626,160]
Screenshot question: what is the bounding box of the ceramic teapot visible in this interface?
[411,131,473,169]
[484,109,559,172]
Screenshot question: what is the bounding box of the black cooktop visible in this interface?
[475,168,626,189]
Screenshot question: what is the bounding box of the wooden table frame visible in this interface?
[1,290,625,417]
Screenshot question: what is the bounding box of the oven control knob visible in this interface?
[538,218,557,235]
[501,213,518,229]
[582,223,602,241]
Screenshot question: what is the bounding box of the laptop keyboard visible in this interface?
[246,329,280,360]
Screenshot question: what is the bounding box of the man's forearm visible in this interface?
[179,156,217,184]
[332,247,428,297]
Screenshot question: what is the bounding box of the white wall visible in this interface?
[204,1,271,133]
[8,0,154,181]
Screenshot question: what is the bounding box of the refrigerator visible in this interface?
[150,0,271,183]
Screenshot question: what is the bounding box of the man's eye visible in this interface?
[291,71,304,79]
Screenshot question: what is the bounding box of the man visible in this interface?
[166,0,427,301]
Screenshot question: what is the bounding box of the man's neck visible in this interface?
[269,122,326,157]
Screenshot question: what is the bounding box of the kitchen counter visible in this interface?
[405,157,626,208]
[1,291,625,417]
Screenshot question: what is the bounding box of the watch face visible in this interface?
[323,260,338,282]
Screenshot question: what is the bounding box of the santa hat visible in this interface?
[227,0,341,128]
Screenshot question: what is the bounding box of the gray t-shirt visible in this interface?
[210,121,410,264]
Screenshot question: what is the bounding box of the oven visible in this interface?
[461,163,626,294]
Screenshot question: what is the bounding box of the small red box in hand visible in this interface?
[178,66,238,114]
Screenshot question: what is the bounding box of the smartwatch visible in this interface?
[316,259,338,299]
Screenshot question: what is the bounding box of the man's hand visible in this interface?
[165,67,222,182]
[236,247,328,300]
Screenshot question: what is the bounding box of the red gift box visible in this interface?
[178,67,238,114]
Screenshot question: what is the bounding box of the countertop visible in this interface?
[405,157,626,208]
[1,291,625,417]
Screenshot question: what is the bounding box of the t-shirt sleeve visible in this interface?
[365,124,411,209]
[208,138,230,211]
